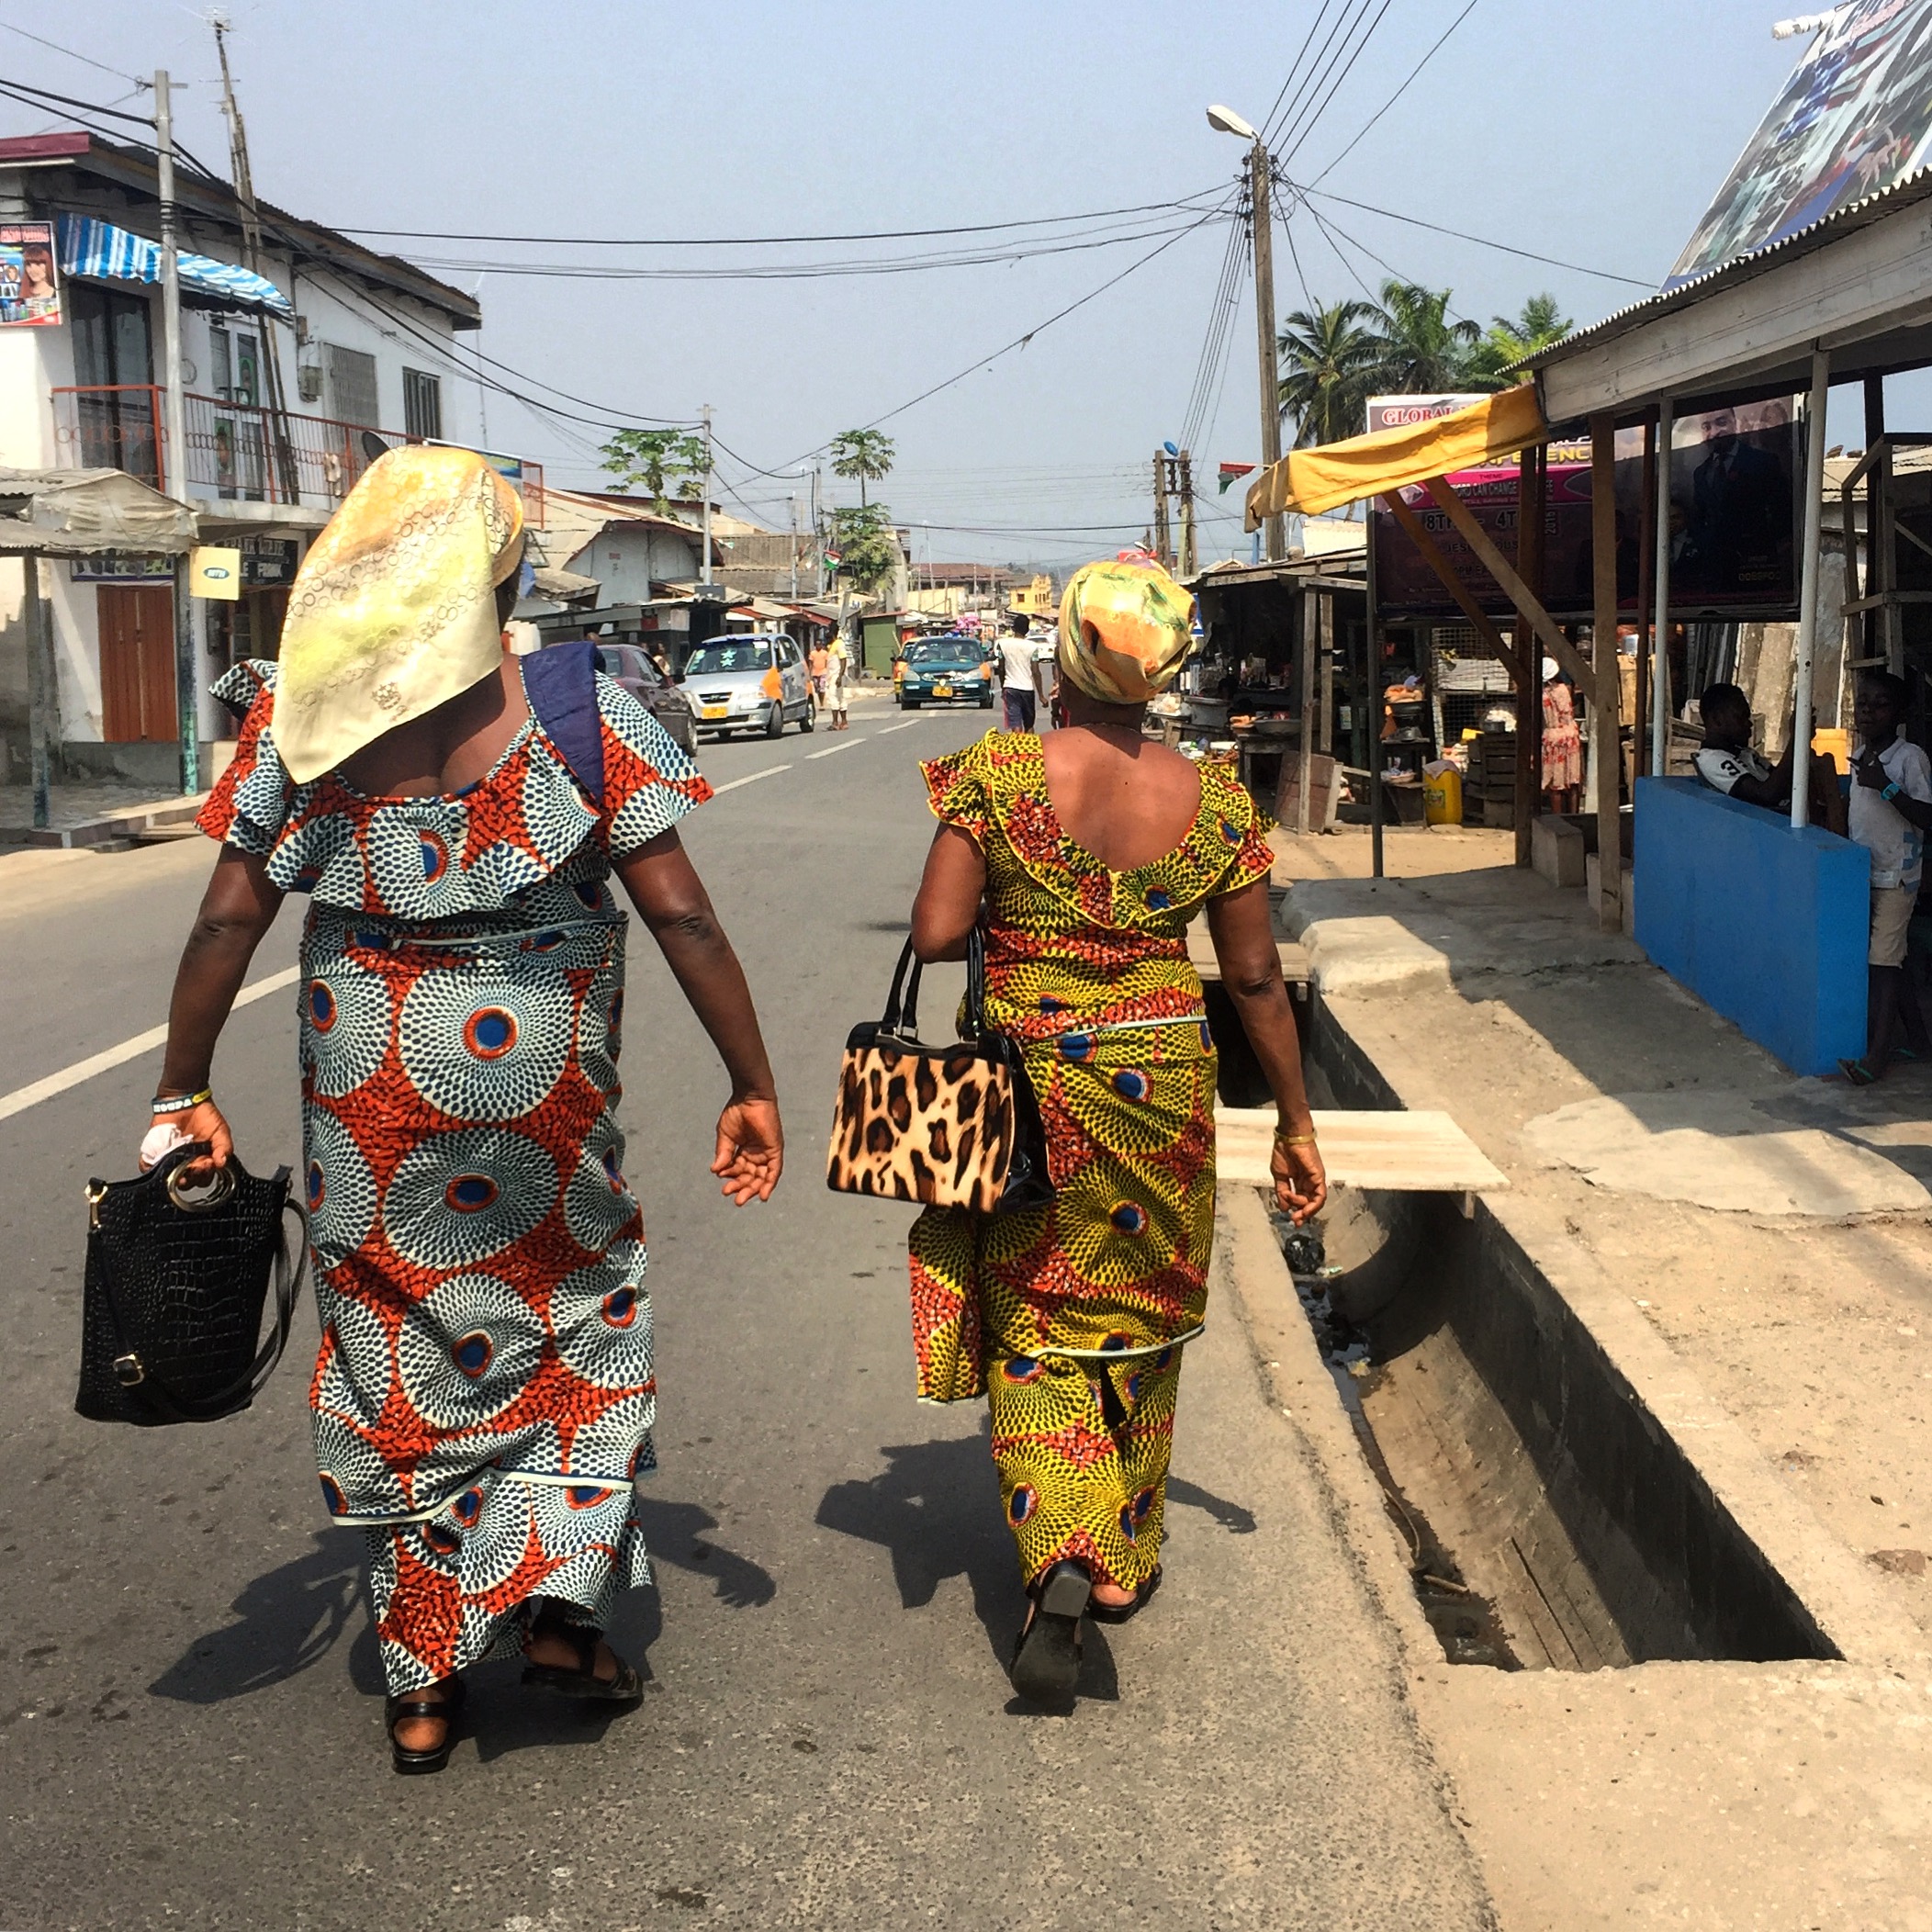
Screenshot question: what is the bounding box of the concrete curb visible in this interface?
[1313,988,1927,1670]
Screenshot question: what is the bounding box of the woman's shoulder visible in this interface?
[212,656,279,721]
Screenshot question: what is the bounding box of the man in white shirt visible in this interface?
[1693,682,1842,826]
[1844,670,1932,1082]
[997,615,1039,732]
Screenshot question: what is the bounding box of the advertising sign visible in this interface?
[69,552,173,584]
[191,546,243,601]
[1371,400,1801,621]
[0,220,60,326]
[1669,0,1932,286]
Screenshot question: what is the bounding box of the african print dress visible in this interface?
[197,657,713,1693]
[908,733,1275,1591]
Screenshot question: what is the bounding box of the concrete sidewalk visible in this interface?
[1251,823,1932,1930]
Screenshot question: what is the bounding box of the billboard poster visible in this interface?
[1669,0,1932,286]
[1370,402,1801,622]
[0,220,60,326]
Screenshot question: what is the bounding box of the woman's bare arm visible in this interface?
[613,827,781,1205]
[910,825,985,962]
[153,847,285,1172]
[1204,878,1327,1224]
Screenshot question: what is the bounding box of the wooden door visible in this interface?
[97,586,177,743]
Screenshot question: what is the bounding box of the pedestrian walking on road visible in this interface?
[998,613,1039,732]
[153,447,783,1774]
[905,556,1325,1704]
[826,633,851,729]
[808,637,830,704]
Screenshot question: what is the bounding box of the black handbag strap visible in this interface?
[881,926,988,1043]
[92,1169,309,1424]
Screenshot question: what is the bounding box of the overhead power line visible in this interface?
[0,19,146,86]
[329,191,1229,249]
[1310,0,1482,185]
[1301,185,1652,286]
[1278,0,1395,163]
[0,69,153,126]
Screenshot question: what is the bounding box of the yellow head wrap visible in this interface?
[273,445,525,782]
[1056,557,1195,705]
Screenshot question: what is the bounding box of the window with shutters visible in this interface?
[323,343,379,428]
[402,367,443,442]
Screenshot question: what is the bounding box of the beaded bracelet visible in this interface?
[152,1087,213,1116]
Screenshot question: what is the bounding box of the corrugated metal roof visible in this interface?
[1526,164,1932,372]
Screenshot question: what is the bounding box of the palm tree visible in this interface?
[1368,279,1485,393]
[1276,299,1383,447]
[828,428,895,507]
[1466,294,1572,388]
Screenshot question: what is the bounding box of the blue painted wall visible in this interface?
[1634,778,1868,1076]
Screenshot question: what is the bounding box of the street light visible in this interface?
[1208,103,1284,560]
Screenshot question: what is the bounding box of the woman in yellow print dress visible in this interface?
[907,556,1326,1703]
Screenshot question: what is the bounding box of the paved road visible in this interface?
[0,696,1493,1930]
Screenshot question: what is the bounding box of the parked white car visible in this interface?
[679,634,815,740]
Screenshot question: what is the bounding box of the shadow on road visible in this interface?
[814,1429,1259,1677]
[148,1495,775,1709]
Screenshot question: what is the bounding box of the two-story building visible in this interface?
[0,130,523,787]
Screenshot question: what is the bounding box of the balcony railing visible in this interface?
[51,386,545,527]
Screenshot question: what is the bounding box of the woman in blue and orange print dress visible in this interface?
[152,448,782,1774]
[907,556,1327,1704]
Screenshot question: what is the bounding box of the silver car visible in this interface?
[680,633,815,740]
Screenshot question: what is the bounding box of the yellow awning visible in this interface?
[1244,384,1548,525]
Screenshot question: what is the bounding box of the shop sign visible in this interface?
[192,546,243,601]
[241,536,299,586]
[1370,399,1802,623]
[0,220,59,326]
[69,551,173,583]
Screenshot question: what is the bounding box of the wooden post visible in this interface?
[1515,444,1545,868]
[24,551,51,831]
[1634,415,1656,809]
[1297,583,1317,834]
[1318,590,1333,757]
[1590,412,1623,933]
[1153,454,1171,570]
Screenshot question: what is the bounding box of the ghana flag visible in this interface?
[1217,460,1256,495]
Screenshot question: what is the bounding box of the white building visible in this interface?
[0,130,520,787]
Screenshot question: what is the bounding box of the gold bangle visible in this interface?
[1274,1129,1318,1148]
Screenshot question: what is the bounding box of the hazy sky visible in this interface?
[6,3,1856,564]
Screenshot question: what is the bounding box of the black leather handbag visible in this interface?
[76,1143,308,1427]
[826,927,1053,1214]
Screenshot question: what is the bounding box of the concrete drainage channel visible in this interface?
[1259,1004,1844,1673]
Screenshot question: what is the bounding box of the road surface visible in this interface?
[0,698,1493,1930]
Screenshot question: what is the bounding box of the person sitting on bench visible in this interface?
[1692,682,1844,830]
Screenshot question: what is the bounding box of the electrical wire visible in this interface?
[1300,185,1652,286]
[1278,0,1395,164]
[0,70,154,126]
[393,212,1219,284]
[0,18,147,85]
[1265,0,1379,150]
[1309,0,1481,185]
[1258,0,1351,147]
[328,190,1230,250]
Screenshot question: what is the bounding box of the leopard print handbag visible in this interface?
[826,931,1051,1213]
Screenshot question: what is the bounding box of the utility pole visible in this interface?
[1176,448,1197,578]
[1152,454,1171,568]
[699,404,714,587]
[812,465,823,597]
[789,493,799,600]
[212,21,298,506]
[155,68,196,795]
[1250,147,1284,562]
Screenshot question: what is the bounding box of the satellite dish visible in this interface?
[359,431,391,465]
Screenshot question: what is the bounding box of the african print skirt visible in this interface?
[908,1019,1216,1589]
[299,896,655,1694]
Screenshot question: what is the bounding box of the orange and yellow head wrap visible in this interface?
[1055,557,1196,705]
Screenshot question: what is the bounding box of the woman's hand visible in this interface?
[149,1099,234,1179]
[1272,1133,1327,1225]
[713,1095,782,1206]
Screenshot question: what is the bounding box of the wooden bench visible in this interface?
[1214,1106,1507,1192]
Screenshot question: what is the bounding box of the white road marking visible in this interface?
[805,740,859,759]
[873,719,928,735]
[0,964,302,1123]
[709,765,792,794]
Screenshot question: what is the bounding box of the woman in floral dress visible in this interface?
[152,448,782,1772]
[906,558,1326,1703]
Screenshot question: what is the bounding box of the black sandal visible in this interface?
[1088,1565,1163,1624]
[521,1616,644,1702]
[386,1675,465,1776]
[1008,1559,1091,1702]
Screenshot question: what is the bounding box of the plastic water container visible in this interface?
[1422,759,1462,826]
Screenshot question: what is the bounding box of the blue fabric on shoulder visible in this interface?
[522,642,604,807]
